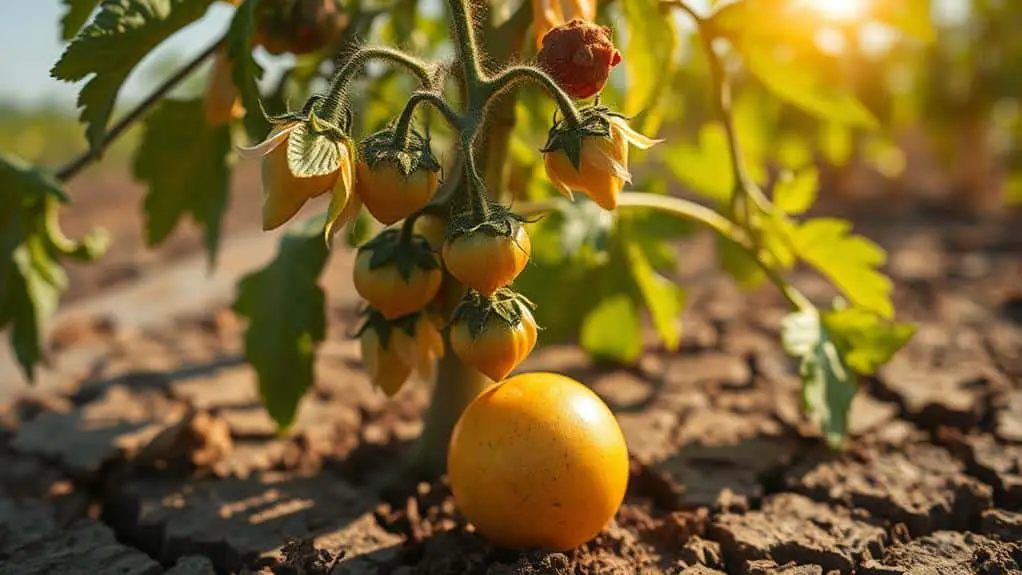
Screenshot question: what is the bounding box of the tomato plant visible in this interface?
[2,0,953,548]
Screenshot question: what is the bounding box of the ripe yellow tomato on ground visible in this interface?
[447,372,629,551]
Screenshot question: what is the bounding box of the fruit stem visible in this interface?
[447,0,485,106]
[391,91,466,148]
[485,66,582,127]
[320,47,434,126]
[398,210,420,247]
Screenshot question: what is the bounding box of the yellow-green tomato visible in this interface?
[442,225,531,295]
[359,327,412,396]
[449,306,537,381]
[353,249,441,320]
[447,372,630,551]
[356,161,439,225]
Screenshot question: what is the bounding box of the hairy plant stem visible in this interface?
[55,37,224,182]
[319,47,434,125]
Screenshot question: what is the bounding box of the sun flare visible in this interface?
[803,0,868,22]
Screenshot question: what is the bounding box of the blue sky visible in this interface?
[0,2,235,109]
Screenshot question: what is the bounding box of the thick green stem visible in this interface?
[412,351,494,476]
[447,0,485,98]
[320,47,433,124]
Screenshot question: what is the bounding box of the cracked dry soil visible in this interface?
[1,211,1020,574]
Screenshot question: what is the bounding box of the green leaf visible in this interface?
[134,99,231,266]
[1,155,108,382]
[580,294,643,363]
[621,0,678,120]
[61,0,102,40]
[51,0,214,150]
[773,167,819,215]
[625,241,685,352]
[742,44,879,130]
[3,244,64,383]
[717,235,764,289]
[874,0,935,43]
[663,123,734,204]
[781,308,856,448]
[822,307,915,375]
[793,218,894,319]
[226,0,270,142]
[819,121,854,166]
[233,217,331,431]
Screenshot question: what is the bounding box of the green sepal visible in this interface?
[541,104,622,172]
[286,116,350,178]
[355,307,425,350]
[358,228,440,283]
[359,127,441,178]
[449,288,537,340]
[445,203,531,243]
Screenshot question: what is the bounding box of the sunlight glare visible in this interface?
[803,0,868,22]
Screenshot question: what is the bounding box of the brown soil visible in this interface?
[2,169,1021,573]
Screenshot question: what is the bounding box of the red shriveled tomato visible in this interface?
[447,372,630,551]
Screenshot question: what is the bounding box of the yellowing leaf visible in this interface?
[874,0,935,43]
[580,294,643,363]
[233,217,331,431]
[663,123,734,204]
[794,218,894,319]
[625,241,685,352]
[51,0,214,150]
[822,307,915,375]
[773,167,819,215]
[743,45,879,130]
[621,0,678,120]
[134,99,231,266]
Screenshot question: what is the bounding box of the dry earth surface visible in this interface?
[1,170,1020,574]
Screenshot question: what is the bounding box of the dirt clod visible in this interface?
[710,493,885,574]
[785,443,993,536]
[859,531,1022,575]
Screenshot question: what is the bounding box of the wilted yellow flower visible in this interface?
[359,311,444,396]
[203,47,244,127]
[543,113,661,210]
[239,121,356,232]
